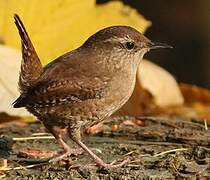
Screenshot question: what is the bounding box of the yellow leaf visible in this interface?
[0,0,151,63]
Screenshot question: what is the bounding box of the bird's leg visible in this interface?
[47,126,72,163]
[49,138,71,163]
[69,128,129,169]
[76,140,129,168]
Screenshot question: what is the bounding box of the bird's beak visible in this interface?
[149,42,173,50]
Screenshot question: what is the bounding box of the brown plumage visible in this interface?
[14,14,43,93]
[13,14,171,168]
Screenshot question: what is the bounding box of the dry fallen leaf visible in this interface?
[84,124,106,135]
[151,84,210,122]
[178,83,210,121]
[180,83,210,105]
[18,149,56,159]
[123,119,144,126]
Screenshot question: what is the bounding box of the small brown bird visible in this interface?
[13,14,171,168]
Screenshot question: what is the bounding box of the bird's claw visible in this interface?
[97,157,130,169]
[49,151,71,163]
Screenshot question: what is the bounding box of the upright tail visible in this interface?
[14,14,43,93]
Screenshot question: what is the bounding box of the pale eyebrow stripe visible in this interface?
[104,36,133,43]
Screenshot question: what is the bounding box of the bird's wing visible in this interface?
[13,77,107,108]
[14,14,43,93]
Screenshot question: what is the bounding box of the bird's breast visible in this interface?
[98,68,137,119]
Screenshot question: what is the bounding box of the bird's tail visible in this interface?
[14,14,43,93]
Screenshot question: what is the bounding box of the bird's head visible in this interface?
[83,26,172,72]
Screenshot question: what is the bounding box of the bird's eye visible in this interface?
[125,42,135,50]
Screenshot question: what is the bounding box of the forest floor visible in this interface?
[0,116,210,179]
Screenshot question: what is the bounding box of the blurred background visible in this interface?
[98,0,210,88]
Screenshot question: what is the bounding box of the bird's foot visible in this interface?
[74,139,130,169]
[49,148,86,163]
[95,157,130,169]
[49,150,71,163]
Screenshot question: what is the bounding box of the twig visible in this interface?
[123,151,135,157]
[13,136,54,141]
[11,158,50,164]
[153,148,188,157]
[0,162,48,171]
[31,133,51,136]
[204,119,208,130]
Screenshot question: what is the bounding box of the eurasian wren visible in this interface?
[13,14,171,168]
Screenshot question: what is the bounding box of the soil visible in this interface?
[0,116,210,179]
